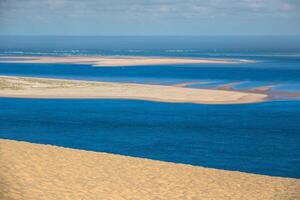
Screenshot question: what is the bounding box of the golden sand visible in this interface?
[0,76,268,104]
[0,56,250,67]
[0,139,299,200]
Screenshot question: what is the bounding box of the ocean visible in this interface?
[0,36,299,178]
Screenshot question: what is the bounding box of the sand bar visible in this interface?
[250,85,275,93]
[0,56,251,67]
[0,139,299,200]
[216,82,244,90]
[173,81,209,87]
[0,76,268,104]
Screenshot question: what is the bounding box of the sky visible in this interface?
[0,0,300,36]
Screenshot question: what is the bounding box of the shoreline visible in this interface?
[0,76,268,104]
[0,55,253,67]
[1,139,299,200]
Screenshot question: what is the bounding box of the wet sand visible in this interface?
[216,82,244,90]
[0,76,268,104]
[250,85,275,93]
[0,139,299,200]
[0,56,251,67]
[172,81,209,87]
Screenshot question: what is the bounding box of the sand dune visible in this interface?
[0,139,299,200]
[0,76,268,104]
[0,56,250,67]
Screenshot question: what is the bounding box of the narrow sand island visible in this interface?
[0,76,268,104]
[0,56,250,67]
[0,139,299,200]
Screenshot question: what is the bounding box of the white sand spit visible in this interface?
[0,56,251,67]
[0,76,268,104]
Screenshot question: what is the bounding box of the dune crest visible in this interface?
[0,139,299,200]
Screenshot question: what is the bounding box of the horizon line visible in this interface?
[1,34,300,37]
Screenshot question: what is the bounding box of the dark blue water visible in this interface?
[0,58,300,83]
[0,36,300,179]
[0,98,299,178]
[1,36,300,56]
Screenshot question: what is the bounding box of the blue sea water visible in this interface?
[0,36,300,178]
[0,59,300,86]
[0,99,299,178]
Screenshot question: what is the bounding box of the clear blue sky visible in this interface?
[0,0,299,36]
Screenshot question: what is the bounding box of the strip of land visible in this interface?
[0,139,299,200]
[0,56,251,66]
[0,76,268,104]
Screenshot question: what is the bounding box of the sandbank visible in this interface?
[172,81,209,87]
[216,82,244,90]
[0,56,251,67]
[0,139,299,200]
[0,76,268,104]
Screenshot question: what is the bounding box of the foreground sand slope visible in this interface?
[0,56,248,66]
[0,76,267,104]
[0,139,299,200]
